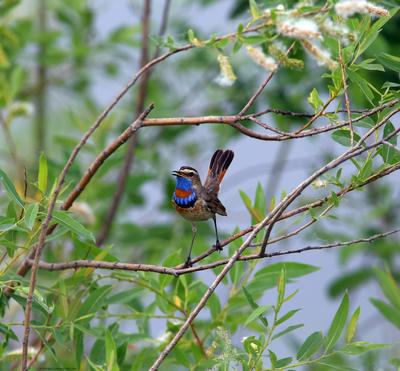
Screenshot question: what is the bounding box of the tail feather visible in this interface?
[205,149,234,193]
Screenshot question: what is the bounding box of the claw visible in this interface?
[214,240,223,252]
[184,257,193,268]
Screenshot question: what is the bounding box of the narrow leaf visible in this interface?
[24,203,39,230]
[38,152,48,194]
[346,307,360,343]
[297,331,323,361]
[325,292,349,351]
[52,210,95,242]
[244,305,271,327]
[0,168,24,208]
[272,324,303,340]
[370,298,400,329]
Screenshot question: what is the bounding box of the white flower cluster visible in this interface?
[335,0,389,18]
[277,18,321,39]
[245,46,278,72]
[320,18,352,45]
[215,54,236,87]
[302,40,338,70]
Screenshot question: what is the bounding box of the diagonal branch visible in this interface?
[96,0,153,246]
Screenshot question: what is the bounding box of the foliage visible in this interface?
[0,0,399,369]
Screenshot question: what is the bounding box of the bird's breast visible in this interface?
[173,198,214,221]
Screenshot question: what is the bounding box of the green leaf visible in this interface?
[297,331,323,361]
[249,0,261,19]
[346,307,360,343]
[339,341,388,355]
[239,190,262,222]
[355,59,385,72]
[325,292,349,352]
[243,287,269,328]
[374,269,400,311]
[377,121,399,165]
[0,323,18,341]
[331,129,361,147]
[248,262,319,297]
[104,288,144,306]
[24,203,39,230]
[75,328,83,368]
[277,267,286,309]
[370,298,400,329]
[244,305,271,327]
[52,210,95,242]
[275,357,293,368]
[328,268,373,297]
[276,309,300,326]
[0,168,24,208]
[38,152,48,194]
[354,7,398,61]
[272,324,303,340]
[308,88,323,112]
[254,182,266,217]
[348,70,374,103]
[77,285,113,319]
[105,330,120,371]
[378,53,400,73]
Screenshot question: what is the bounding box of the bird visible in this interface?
[172,149,234,267]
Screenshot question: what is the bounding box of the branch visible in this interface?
[96,0,152,245]
[175,160,400,269]
[339,43,354,145]
[27,225,400,276]
[140,98,400,142]
[149,113,400,369]
[259,107,400,255]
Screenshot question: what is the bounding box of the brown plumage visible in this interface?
[172,149,234,266]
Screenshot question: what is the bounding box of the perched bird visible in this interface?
[172,149,234,267]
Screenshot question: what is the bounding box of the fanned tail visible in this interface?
[206,149,234,190]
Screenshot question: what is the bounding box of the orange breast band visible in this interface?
[175,188,192,198]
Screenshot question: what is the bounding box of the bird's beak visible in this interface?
[172,170,181,177]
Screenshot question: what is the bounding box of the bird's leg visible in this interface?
[212,215,222,251]
[184,223,197,267]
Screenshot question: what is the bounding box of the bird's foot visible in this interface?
[214,241,223,252]
[183,257,193,268]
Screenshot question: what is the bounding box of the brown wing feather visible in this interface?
[204,149,234,195]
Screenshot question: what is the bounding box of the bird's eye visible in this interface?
[188,172,194,177]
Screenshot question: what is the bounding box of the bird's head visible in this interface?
[172,166,202,189]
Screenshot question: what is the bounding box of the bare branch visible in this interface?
[97,0,152,246]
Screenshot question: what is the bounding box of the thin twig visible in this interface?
[96,0,152,245]
[339,43,354,145]
[238,43,295,117]
[35,0,47,154]
[26,226,400,276]
[259,109,400,255]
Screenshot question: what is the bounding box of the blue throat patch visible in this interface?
[173,176,197,208]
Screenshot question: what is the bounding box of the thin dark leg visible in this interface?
[213,215,222,251]
[185,223,197,267]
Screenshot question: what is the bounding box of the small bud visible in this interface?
[312,178,328,188]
